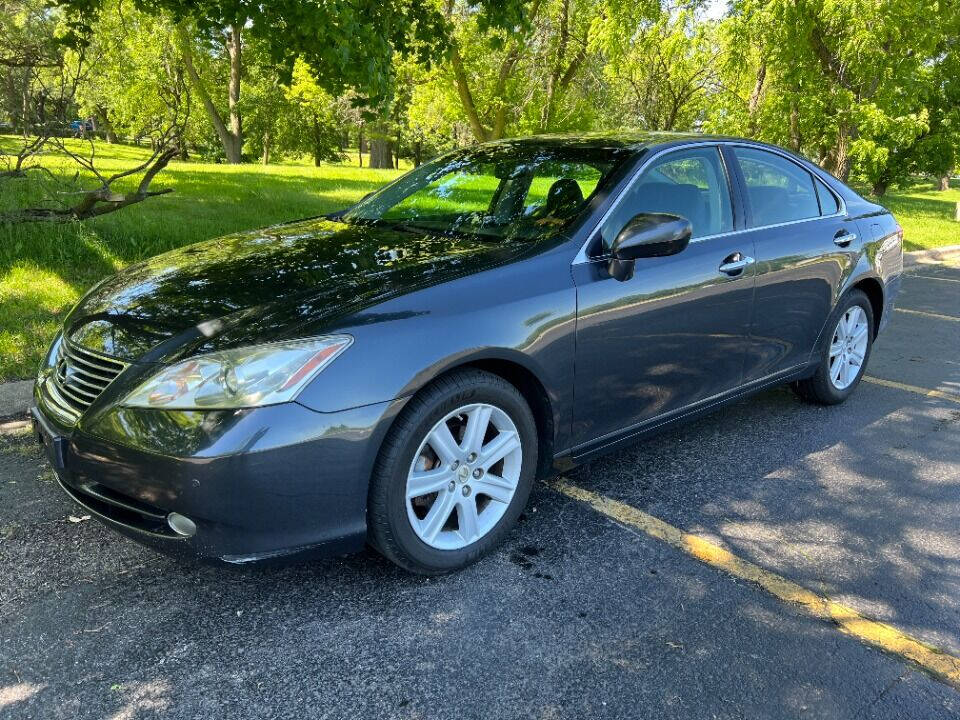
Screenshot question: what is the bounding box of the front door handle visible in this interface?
[718,253,755,276]
[834,230,857,247]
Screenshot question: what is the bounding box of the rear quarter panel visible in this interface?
[856,212,903,333]
[802,161,903,342]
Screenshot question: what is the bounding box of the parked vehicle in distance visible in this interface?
[68,118,95,136]
[32,133,903,574]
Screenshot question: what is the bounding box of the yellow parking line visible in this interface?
[895,307,960,323]
[863,376,960,404]
[549,478,960,691]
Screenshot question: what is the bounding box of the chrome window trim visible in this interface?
[573,140,848,265]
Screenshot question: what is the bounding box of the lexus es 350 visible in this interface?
[32,133,903,574]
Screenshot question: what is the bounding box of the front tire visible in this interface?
[792,289,874,405]
[368,369,538,574]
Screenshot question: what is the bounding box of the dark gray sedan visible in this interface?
[32,133,903,573]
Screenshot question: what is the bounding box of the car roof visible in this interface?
[487,131,847,184]
[486,131,745,152]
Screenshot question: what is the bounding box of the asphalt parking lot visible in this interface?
[2,257,959,719]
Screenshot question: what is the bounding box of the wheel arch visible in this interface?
[806,269,885,368]
[384,351,559,481]
[851,275,884,337]
[455,358,556,480]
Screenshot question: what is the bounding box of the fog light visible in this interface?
[167,512,197,537]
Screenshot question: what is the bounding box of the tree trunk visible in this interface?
[369,137,393,169]
[262,131,271,165]
[176,24,243,163]
[789,102,801,151]
[450,48,488,143]
[21,70,31,137]
[747,62,766,135]
[96,107,118,143]
[938,175,951,191]
[825,124,852,181]
[358,129,364,166]
[312,118,324,166]
[413,140,422,167]
[540,0,569,133]
[872,180,889,197]
[226,25,243,162]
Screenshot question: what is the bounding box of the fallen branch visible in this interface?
[2,144,178,223]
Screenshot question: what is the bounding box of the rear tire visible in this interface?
[792,289,874,405]
[368,369,538,575]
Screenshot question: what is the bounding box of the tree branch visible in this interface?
[2,145,178,224]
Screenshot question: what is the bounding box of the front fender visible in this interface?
[295,245,578,452]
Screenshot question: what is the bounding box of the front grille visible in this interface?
[45,339,128,421]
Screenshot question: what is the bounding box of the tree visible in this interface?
[0,3,183,224]
[0,0,64,135]
[281,59,348,166]
[601,10,721,132]
[56,0,457,162]
[176,22,242,162]
[710,0,950,183]
[75,1,190,149]
[3,133,179,222]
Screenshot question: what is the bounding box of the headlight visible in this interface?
[123,335,352,409]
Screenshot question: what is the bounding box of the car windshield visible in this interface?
[340,143,632,242]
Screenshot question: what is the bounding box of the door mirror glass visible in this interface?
[612,212,692,260]
[608,213,691,281]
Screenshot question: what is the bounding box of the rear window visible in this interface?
[815,177,840,215]
[734,147,820,227]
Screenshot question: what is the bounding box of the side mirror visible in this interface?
[609,213,692,281]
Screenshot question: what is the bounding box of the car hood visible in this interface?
[64,217,533,362]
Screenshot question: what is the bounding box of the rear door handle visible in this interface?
[834,230,857,247]
[718,253,755,275]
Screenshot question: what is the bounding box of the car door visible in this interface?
[571,145,756,448]
[726,146,860,382]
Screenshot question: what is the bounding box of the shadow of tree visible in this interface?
[568,383,960,658]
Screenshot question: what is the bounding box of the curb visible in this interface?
[904,244,960,268]
[0,379,32,420]
[1,244,958,418]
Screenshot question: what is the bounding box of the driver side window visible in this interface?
[599,147,733,253]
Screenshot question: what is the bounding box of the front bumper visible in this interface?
[32,389,406,564]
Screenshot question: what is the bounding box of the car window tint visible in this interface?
[380,166,500,220]
[734,147,820,226]
[345,144,630,242]
[600,147,733,252]
[815,177,840,215]
[524,163,602,215]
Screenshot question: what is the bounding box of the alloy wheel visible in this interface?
[828,305,869,390]
[405,403,523,550]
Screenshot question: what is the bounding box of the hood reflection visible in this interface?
[65,217,532,361]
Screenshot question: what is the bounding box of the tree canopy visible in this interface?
[2,0,958,188]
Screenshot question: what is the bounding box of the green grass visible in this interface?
[1,136,959,380]
[0,137,406,380]
[877,179,960,252]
